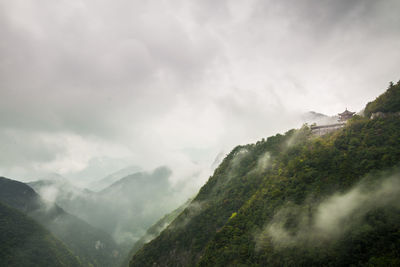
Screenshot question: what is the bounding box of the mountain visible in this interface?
[0,201,82,267]
[211,151,226,171]
[31,172,66,184]
[89,165,142,192]
[364,80,400,117]
[95,166,180,242]
[121,198,192,266]
[29,166,186,245]
[28,178,94,205]
[0,177,122,267]
[130,81,400,266]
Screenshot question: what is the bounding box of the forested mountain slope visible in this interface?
[0,202,82,267]
[0,177,122,267]
[121,199,191,267]
[130,81,400,267]
[364,81,400,117]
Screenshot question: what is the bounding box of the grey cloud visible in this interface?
[254,0,398,36]
[0,130,63,167]
[0,1,220,139]
[0,0,399,183]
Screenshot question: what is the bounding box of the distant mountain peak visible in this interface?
[301,110,338,125]
[90,165,142,192]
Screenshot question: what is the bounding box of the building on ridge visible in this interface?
[311,108,355,136]
[338,108,356,122]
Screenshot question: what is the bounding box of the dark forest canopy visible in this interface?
[0,177,122,267]
[0,202,82,267]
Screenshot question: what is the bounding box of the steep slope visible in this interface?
[0,177,122,267]
[130,132,300,266]
[121,198,191,266]
[198,118,400,266]
[0,202,82,267]
[365,80,400,117]
[130,82,400,266]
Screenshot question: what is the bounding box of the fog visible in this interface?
[256,172,400,250]
[1,0,399,189]
[29,166,199,244]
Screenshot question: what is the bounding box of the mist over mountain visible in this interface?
[89,165,142,192]
[121,198,192,267]
[301,111,339,125]
[1,0,400,266]
[129,82,400,266]
[1,0,400,189]
[29,166,193,245]
[0,202,82,267]
[0,177,123,267]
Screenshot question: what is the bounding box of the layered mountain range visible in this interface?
[28,166,187,244]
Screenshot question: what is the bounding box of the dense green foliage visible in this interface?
[364,80,400,117]
[130,83,400,266]
[0,177,122,267]
[198,117,400,267]
[0,202,82,267]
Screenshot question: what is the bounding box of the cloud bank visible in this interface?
[1,0,399,186]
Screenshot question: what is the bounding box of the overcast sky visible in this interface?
[1,0,399,187]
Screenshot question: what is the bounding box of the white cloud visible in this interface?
[0,0,399,186]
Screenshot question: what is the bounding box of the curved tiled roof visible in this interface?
[338,109,355,116]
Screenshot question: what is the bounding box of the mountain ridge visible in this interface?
[28,165,186,246]
[0,177,122,267]
[129,81,400,266]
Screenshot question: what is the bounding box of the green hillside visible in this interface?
[130,81,400,267]
[121,198,191,266]
[365,80,400,117]
[0,202,82,267]
[0,177,122,267]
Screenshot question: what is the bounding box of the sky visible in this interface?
[1,0,399,188]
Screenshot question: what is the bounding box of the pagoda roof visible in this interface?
[338,109,355,116]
